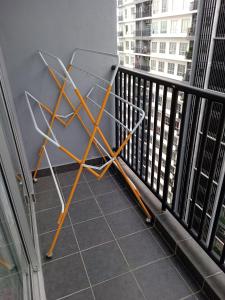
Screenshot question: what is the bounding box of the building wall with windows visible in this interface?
[117,0,197,81]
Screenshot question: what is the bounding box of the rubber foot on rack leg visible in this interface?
[145,217,152,224]
[46,253,53,260]
[33,178,38,184]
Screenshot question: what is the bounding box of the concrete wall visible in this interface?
[0,0,117,170]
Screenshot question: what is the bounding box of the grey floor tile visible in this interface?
[39,226,79,262]
[34,176,56,194]
[96,189,134,215]
[134,258,191,300]
[74,217,113,250]
[62,182,93,202]
[57,170,85,187]
[83,169,110,182]
[62,288,94,300]
[171,256,202,293]
[106,208,147,238]
[69,198,102,224]
[88,177,118,196]
[82,241,129,285]
[118,229,166,268]
[150,227,174,256]
[35,190,61,212]
[93,272,145,300]
[112,173,127,190]
[43,253,89,300]
[36,207,70,235]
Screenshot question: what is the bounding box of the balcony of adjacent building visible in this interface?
[135,41,150,55]
[1,1,225,299]
[136,1,152,19]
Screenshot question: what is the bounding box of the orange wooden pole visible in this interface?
[47,85,112,257]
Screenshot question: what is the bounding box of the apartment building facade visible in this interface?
[183,0,225,259]
[117,0,198,81]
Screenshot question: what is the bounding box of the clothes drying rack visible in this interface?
[25,48,153,258]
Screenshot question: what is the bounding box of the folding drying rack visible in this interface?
[25,48,153,258]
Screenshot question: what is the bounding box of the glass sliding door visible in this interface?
[0,170,28,300]
[0,48,42,299]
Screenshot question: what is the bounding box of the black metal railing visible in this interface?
[136,10,151,18]
[135,46,150,54]
[135,29,151,37]
[135,64,150,72]
[115,67,225,271]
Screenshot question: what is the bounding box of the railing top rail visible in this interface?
[118,66,225,103]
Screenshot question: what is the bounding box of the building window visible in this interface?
[158,61,165,72]
[168,63,175,74]
[126,41,129,50]
[179,43,188,55]
[125,25,129,34]
[162,0,168,12]
[151,60,156,70]
[152,22,158,34]
[152,0,159,14]
[171,20,178,33]
[169,42,176,54]
[131,56,135,66]
[131,7,135,17]
[151,42,157,53]
[159,42,166,53]
[131,41,134,50]
[125,9,127,19]
[160,21,167,33]
[181,19,190,33]
[177,64,186,76]
[125,56,129,65]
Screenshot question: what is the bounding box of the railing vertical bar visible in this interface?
[135,77,141,173]
[220,239,225,265]
[180,95,201,221]
[171,92,188,212]
[151,83,159,188]
[198,104,225,240]
[157,86,167,194]
[123,72,127,158]
[188,100,212,230]
[145,81,153,183]
[119,71,123,158]
[127,74,131,164]
[208,176,225,252]
[131,76,136,168]
[140,79,147,179]
[162,87,178,210]
[115,71,119,150]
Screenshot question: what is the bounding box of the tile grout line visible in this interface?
[35,196,137,215]
[56,172,97,300]
[42,227,157,266]
[37,202,139,229]
[84,174,149,300]
[55,286,91,300]
[99,172,199,298]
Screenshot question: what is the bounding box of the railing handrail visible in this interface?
[118,66,225,103]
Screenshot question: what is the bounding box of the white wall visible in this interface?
[0,0,117,170]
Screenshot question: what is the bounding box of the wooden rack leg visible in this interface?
[47,85,112,257]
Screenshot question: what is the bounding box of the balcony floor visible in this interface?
[34,167,208,300]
